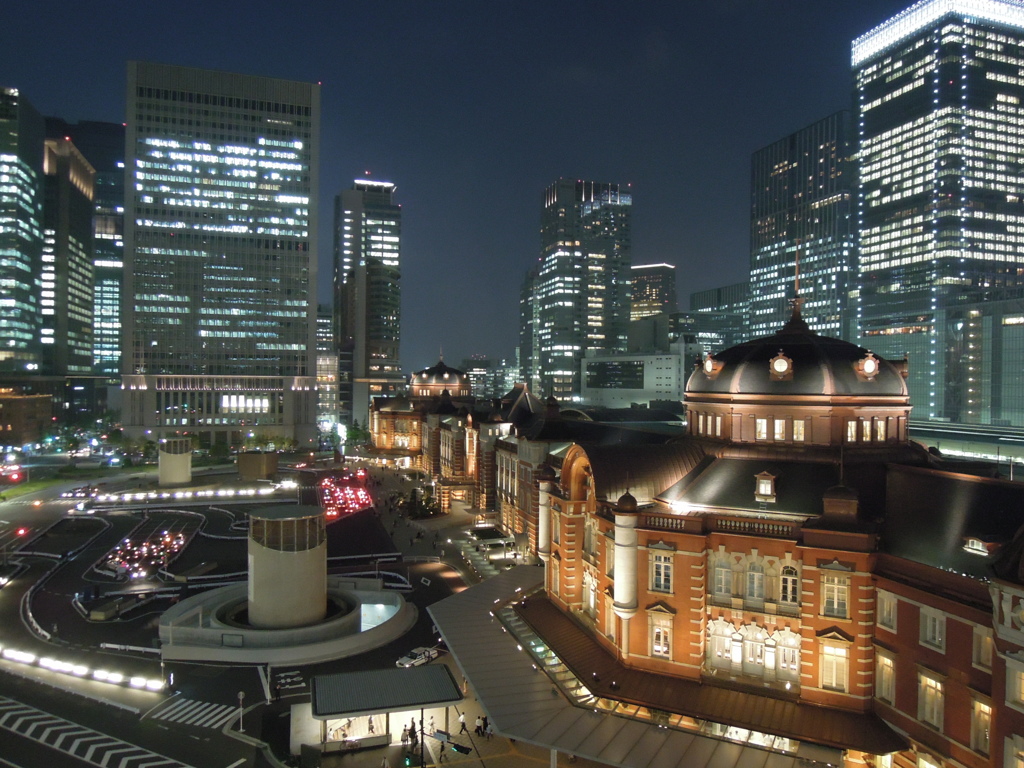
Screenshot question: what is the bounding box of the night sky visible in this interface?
[3,0,910,372]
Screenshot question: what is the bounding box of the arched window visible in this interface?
[780,566,799,605]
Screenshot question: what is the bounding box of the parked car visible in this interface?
[395,646,440,668]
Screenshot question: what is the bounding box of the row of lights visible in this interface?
[1,645,164,691]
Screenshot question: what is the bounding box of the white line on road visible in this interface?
[225,760,247,768]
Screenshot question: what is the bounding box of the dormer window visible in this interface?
[963,537,992,556]
[702,354,725,379]
[755,471,776,503]
[769,351,793,381]
[855,352,880,381]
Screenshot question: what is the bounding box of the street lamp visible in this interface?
[237,691,245,733]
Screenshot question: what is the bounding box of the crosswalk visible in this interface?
[147,697,238,730]
[0,694,195,768]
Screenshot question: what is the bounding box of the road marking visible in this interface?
[225,760,247,768]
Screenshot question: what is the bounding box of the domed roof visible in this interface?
[686,309,907,399]
[410,358,466,387]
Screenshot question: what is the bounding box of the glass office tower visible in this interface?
[750,111,854,339]
[631,263,678,321]
[122,62,319,448]
[333,179,402,430]
[0,88,44,373]
[855,0,1024,421]
[525,178,632,400]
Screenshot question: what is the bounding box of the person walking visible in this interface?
[401,726,409,746]
[486,722,494,740]
[474,715,483,736]
[458,712,468,734]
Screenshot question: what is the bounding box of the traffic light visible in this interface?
[450,743,472,755]
[404,755,412,767]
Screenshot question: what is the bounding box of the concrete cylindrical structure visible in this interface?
[535,464,556,563]
[248,505,327,629]
[612,492,639,621]
[158,438,193,486]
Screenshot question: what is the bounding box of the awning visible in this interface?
[311,664,463,719]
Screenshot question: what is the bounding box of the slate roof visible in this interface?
[687,311,907,399]
[580,442,707,506]
[883,463,1024,580]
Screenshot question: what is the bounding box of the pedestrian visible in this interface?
[428,715,435,734]
[486,722,494,740]
[401,726,409,746]
[380,757,390,768]
[458,712,468,734]
[367,715,375,734]
[273,683,281,701]
[409,721,417,746]
[474,715,483,736]
[482,716,488,731]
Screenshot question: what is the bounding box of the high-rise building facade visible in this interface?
[315,304,338,437]
[0,88,44,374]
[630,263,677,321]
[750,111,854,339]
[524,178,632,400]
[122,62,319,448]
[333,179,402,429]
[46,119,126,378]
[855,0,1024,422]
[41,137,94,376]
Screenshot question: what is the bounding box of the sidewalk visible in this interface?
[277,467,595,768]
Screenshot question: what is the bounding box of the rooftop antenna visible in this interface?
[439,345,443,362]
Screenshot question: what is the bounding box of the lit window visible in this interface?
[793,420,805,442]
[846,420,858,442]
[878,589,897,631]
[715,415,722,437]
[862,419,872,441]
[918,671,943,730]
[1006,664,1024,711]
[821,644,848,692]
[822,573,849,618]
[651,614,671,659]
[971,699,991,755]
[755,418,767,440]
[875,419,887,441]
[920,607,945,652]
[876,653,895,703]
[774,419,786,441]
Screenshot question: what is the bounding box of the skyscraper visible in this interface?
[630,263,677,321]
[46,119,126,378]
[750,111,854,339]
[0,88,44,374]
[122,62,319,449]
[333,179,402,429]
[854,0,1024,422]
[524,178,632,400]
[41,136,94,376]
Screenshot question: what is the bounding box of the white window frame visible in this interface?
[755,417,768,440]
[773,418,786,441]
[651,552,672,594]
[973,625,993,670]
[821,644,848,692]
[822,573,849,619]
[713,564,731,598]
[917,670,944,730]
[1006,660,1024,714]
[919,607,945,652]
[876,652,895,704]
[793,419,805,442]
[877,589,897,632]
[746,563,765,601]
[971,697,991,755]
[780,566,799,605]
[651,614,671,659]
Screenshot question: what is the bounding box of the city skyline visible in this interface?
[2,0,918,370]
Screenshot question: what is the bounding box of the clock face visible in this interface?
[863,358,877,374]
[772,357,789,374]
